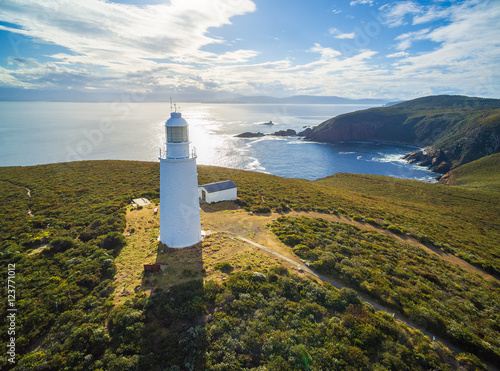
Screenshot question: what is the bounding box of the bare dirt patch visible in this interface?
[28,244,49,256]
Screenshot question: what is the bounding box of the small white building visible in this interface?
[199,180,237,204]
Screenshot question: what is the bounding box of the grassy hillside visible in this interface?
[307,95,500,172]
[270,216,500,364]
[0,160,499,370]
[198,165,500,276]
[439,153,500,192]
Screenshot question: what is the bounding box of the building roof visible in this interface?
[200,180,237,193]
[132,197,151,206]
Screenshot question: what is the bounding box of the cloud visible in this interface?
[386,51,409,58]
[412,5,452,24]
[0,0,499,100]
[329,28,356,39]
[308,44,342,59]
[0,0,257,70]
[394,28,430,50]
[350,0,373,6]
[335,33,356,39]
[379,1,422,27]
[7,57,40,67]
[390,0,500,96]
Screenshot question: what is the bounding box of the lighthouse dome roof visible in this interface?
[166,112,188,127]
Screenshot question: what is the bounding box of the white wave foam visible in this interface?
[247,136,288,144]
[246,157,267,172]
[370,154,406,163]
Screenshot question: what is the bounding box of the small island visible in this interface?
[236,128,303,138]
[235,131,265,138]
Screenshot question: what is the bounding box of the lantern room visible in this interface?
[165,112,190,159]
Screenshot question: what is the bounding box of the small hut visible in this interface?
[199,180,237,204]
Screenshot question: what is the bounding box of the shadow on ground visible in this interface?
[200,200,240,213]
[109,243,207,370]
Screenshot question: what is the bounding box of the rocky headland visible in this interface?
[403,147,452,174]
[304,95,500,177]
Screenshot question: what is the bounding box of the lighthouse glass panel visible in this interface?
[166,126,188,143]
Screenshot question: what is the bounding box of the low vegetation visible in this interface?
[439,153,500,192]
[270,216,500,365]
[202,269,484,370]
[0,159,498,369]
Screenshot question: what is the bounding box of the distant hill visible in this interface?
[0,89,389,104]
[306,95,500,173]
[204,94,388,105]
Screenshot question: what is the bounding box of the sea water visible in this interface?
[0,101,436,181]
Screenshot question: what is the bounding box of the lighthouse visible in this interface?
[159,111,202,248]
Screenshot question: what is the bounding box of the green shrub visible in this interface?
[214,261,233,273]
[101,232,126,253]
[386,225,404,235]
[50,236,76,252]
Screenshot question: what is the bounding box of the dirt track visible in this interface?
[201,207,497,282]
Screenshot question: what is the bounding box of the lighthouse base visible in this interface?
[159,157,202,248]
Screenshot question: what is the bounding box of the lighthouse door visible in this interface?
[202,190,206,201]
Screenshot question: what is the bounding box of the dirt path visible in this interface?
[293,211,497,281]
[3,182,34,217]
[25,187,34,217]
[202,208,497,282]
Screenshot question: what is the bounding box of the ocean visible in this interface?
[0,101,436,182]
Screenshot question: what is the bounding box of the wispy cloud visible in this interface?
[329,28,356,39]
[394,28,430,50]
[350,0,373,6]
[335,33,356,40]
[390,0,500,96]
[379,1,422,27]
[0,0,257,86]
[387,51,410,58]
[308,44,342,59]
[412,5,453,24]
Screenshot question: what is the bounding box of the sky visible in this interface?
[0,0,499,101]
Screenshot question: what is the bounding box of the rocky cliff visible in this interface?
[306,95,500,174]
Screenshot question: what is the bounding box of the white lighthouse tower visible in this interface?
[159,111,202,248]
